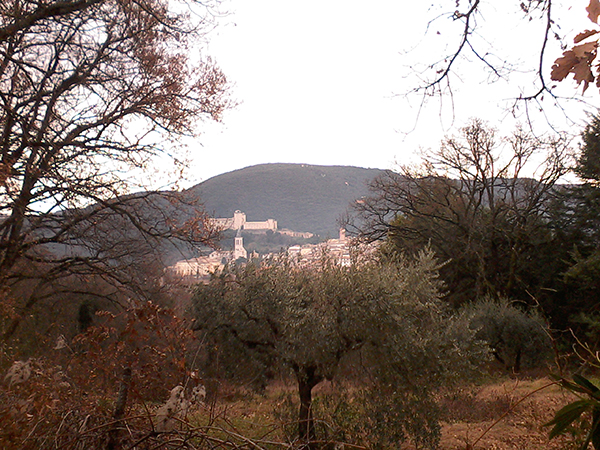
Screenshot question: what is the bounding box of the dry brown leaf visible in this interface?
[573,41,598,58]
[575,29,600,43]
[551,50,579,81]
[572,60,595,93]
[587,0,600,24]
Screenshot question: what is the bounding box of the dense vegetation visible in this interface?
[4,116,600,449]
[4,118,600,448]
[349,119,600,340]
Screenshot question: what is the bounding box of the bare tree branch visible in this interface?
[0,0,230,340]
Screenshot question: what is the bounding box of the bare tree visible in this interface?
[409,1,600,122]
[0,0,230,340]
[350,119,569,305]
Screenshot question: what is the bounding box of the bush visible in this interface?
[0,301,201,449]
[464,298,553,373]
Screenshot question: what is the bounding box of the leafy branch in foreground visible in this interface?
[545,374,600,449]
[545,336,600,449]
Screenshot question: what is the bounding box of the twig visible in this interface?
[468,379,558,449]
[55,410,72,449]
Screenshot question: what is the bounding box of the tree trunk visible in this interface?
[106,366,132,450]
[513,348,522,374]
[2,292,38,342]
[295,366,322,449]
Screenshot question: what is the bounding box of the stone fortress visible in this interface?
[211,210,277,232]
[211,210,313,238]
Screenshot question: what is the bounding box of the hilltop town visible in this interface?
[167,210,355,282]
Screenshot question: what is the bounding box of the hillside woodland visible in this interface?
[188,163,385,237]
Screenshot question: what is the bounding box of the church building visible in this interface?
[233,229,247,260]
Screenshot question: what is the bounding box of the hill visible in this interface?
[185,163,386,237]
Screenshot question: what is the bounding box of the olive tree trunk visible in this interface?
[294,366,323,448]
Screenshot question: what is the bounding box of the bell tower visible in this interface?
[233,229,247,260]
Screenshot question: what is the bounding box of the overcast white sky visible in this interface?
[178,0,599,186]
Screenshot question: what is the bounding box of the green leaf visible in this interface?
[557,376,598,396]
[574,374,600,394]
[546,399,595,439]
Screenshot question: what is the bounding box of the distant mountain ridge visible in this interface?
[185,163,386,237]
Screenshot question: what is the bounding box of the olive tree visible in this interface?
[462,297,553,373]
[192,250,485,448]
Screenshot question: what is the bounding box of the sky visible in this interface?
[178,0,599,186]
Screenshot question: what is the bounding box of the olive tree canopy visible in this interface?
[193,251,484,448]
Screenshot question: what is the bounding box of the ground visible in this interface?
[208,376,582,450]
[439,377,578,449]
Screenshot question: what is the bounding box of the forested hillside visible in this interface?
[186,163,385,237]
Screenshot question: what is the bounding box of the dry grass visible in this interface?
[202,377,583,450]
[439,377,579,450]
[0,373,584,449]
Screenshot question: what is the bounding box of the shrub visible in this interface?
[0,301,201,449]
[464,297,553,372]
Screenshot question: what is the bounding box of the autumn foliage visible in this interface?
[0,301,202,449]
[551,0,600,93]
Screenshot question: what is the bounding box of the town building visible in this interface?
[166,230,248,284]
[233,229,248,260]
[287,228,352,266]
[168,252,225,280]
